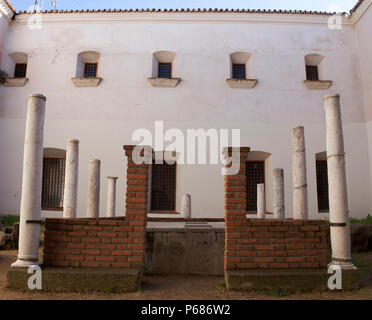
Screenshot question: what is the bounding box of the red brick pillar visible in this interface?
[222,147,250,271]
[124,145,151,269]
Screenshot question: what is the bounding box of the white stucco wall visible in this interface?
[0,10,371,219]
[355,1,372,212]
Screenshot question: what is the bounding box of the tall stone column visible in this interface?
[324,94,356,270]
[292,126,308,220]
[181,194,192,218]
[63,139,79,218]
[273,169,285,219]
[106,176,118,218]
[87,160,100,218]
[12,94,46,267]
[257,184,266,219]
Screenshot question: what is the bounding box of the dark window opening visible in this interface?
[246,161,265,211]
[232,64,246,79]
[42,157,66,211]
[316,160,329,212]
[306,65,319,81]
[158,63,172,78]
[84,63,98,78]
[14,63,27,78]
[151,162,176,211]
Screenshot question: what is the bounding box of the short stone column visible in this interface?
[181,194,192,218]
[257,184,266,219]
[87,160,101,218]
[12,94,46,267]
[324,94,356,270]
[106,176,118,218]
[292,126,308,220]
[63,139,79,218]
[273,169,285,219]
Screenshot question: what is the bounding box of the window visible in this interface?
[316,160,329,212]
[14,63,27,78]
[158,63,172,79]
[306,65,319,81]
[84,63,98,78]
[151,162,176,211]
[232,64,246,79]
[246,161,265,211]
[42,157,66,210]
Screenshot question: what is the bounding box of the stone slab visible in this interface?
[7,267,142,293]
[225,269,359,292]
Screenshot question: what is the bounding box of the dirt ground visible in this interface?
[1,250,372,300]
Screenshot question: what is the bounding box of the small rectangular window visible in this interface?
[14,63,27,78]
[42,157,66,211]
[246,161,265,211]
[151,162,176,211]
[306,65,319,81]
[158,63,172,78]
[316,160,329,212]
[232,64,246,80]
[84,63,98,78]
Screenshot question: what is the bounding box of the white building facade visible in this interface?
[0,0,371,220]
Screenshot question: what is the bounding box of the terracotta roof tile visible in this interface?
[3,0,16,14]
[15,8,343,16]
[350,0,365,13]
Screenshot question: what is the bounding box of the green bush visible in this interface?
[350,214,372,225]
[0,216,20,227]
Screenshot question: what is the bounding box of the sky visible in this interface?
[10,0,359,13]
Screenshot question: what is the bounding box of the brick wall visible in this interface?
[223,147,327,271]
[43,145,150,269]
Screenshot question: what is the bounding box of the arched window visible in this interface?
[315,152,329,212]
[76,51,101,78]
[152,50,177,78]
[42,148,66,211]
[304,54,324,81]
[229,52,252,80]
[245,151,272,213]
[8,52,28,78]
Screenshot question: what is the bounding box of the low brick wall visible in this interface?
[225,219,328,271]
[43,218,145,268]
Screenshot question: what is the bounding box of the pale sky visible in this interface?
[11,0,359,13]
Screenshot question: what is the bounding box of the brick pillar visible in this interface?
[222,147,250,271]
[124,145,151,269]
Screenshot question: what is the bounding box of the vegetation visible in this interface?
[350,214,372,225]
[0,216,19,228]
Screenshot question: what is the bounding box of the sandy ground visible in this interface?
[1,250,372,300]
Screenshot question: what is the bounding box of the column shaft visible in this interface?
[12,94,46,267]
[63,139,79,218]
[324,94,355,270]
[292,126,308,220]
[106,177,118,218]
[257,184,266,219]
[273,169,285,219]
[87,160,100,218]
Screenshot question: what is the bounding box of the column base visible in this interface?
[11,259,41,268]
[328,261,357,271]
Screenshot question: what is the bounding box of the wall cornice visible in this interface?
[349,0,372,24]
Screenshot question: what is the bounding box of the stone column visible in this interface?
[324,94,356,270]
[292,126,308,220]
[87,160,100,218]
[257,184,266,219]
[63,139,79,219]
[181,194,192,219]
[106,176,118,218]
[12,94,46,267]
[273,169,285,219]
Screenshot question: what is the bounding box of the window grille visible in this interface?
[232,64,246,79]
[306,65,319,81]
[14,63,27,78]
[316,160,329,212]
[151,162,176,211]
[246,161,265,211]
[84,63,98,78]
[42,157,66,210]
[158,63,172,78]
